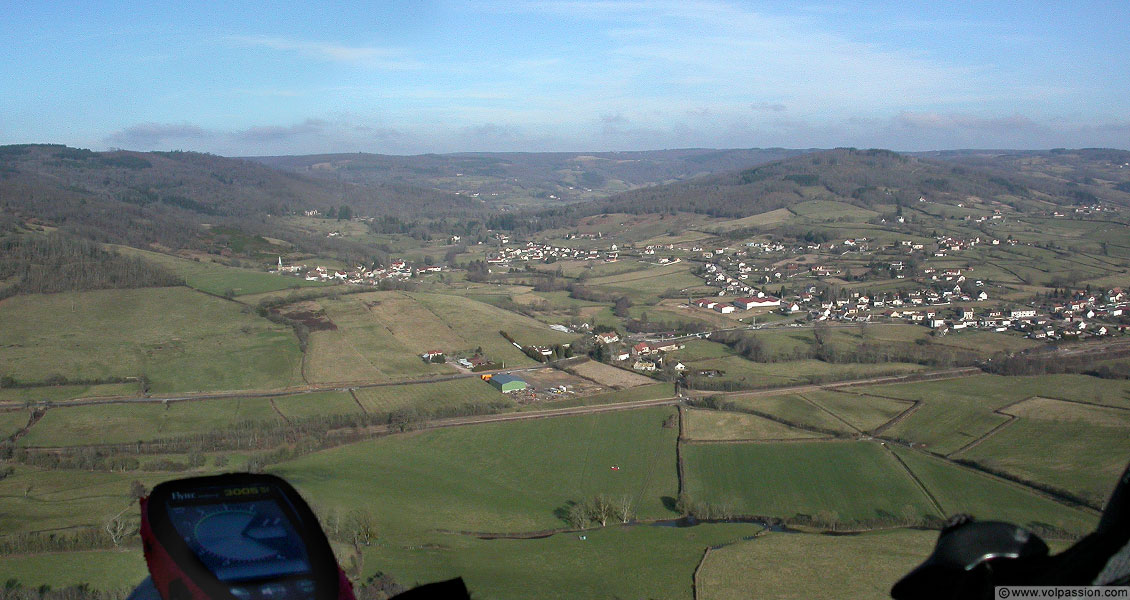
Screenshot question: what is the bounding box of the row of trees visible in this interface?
[560,494,633,528]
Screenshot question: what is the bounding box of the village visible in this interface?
[272,256,445,286]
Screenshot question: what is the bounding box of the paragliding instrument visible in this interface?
[139,473,355,600]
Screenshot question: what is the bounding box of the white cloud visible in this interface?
[228,35,420,69]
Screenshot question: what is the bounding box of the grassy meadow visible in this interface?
[0,383,138,407]
[364,522,766,600]
[273,406,680,538]
[800,390,911,432]
[352,377,509,415]
[889,446,1097,534]
[271,390,363,419]
[696,529,937,600]
[681,408,824,441]
[114,246,327,296]
[17,397,282,447]
[0,409,30,438]
[288,289,577,384]
[682,441,938,523]
[0,550,148,592]
[0,288,303,393]
[723,393,860,435]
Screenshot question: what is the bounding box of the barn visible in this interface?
[489,374,528,393]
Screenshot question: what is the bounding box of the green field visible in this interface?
[0,467,165,534]
[683,441,937,523]
[962,417,1130,506]
[933,330,1040,353]
[114,246,327,296]
[409,292,576,364]
[0,288,304,393]
[860,374,1130,455]
[863,376,1024,454]
[791,200,879,220]
[304,293,458,383]
[697,529,937,600]
[724,393,858,435]
[352,377,509,415]
[682,408,824,441]
[685,355,925,389]
[855,374,1130,502]
[712,208,794,230]
[271,390,363,419]
[0,549,148,592]
[18,397,282,446]
[0,383,139,406]
[890,446,1097,534]
[801,390,910,432]
[0,408,30,438]
[273,407,680,539]
[667,339,737,362]
[364,522,765,600]
[273,289,575,385]
[587,263,704,296]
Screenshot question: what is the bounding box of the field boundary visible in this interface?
[268,398,291,424]
[883,444,946,517]
[348,389,368,414]
[797,393,862,434]
[692,546,712,600]
[682,436,836,445]
[868,398,923,436]
[4,408,43,444]
[676,407,687,497]
[902,446,1103,516]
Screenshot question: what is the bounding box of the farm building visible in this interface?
[488,374,528,393]
[734,296,781,309]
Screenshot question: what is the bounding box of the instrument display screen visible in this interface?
[165,486,313,582]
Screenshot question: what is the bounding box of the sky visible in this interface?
[1,0,1128,155]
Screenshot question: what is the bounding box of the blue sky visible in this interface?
[1,1,1128,155]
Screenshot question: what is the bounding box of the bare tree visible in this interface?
[349,509,378,546]
[105,506,138,546]
[813,320,830,347]
[589,494,613,527]
[566,502,589,529]
[617,495,633,524]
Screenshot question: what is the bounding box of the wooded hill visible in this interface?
[921,148,1130,201]
[5,144,1130,256]
[251,148,809,206]
[0,144,474,250]
[0,234,183,299]
[513,148,1130,230]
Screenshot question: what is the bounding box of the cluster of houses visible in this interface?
[930,234,1004,257]
[485,241,621,265]
[593,331,687,372]
[273,257,442,285]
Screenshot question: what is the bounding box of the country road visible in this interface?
[12,367,982,451]
[0,362,563,410]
